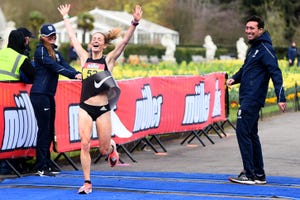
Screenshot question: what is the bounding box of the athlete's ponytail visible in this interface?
[105,28,122,44]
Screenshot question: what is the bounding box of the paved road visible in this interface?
[86,110,300,179]
[1,110,299,183]
[1,110,299,199]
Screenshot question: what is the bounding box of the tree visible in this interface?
[3,0,300,46]
[165,5,194,44]
[281,0,300,42]
[77,12,94,44]
[241,0,300,44]
[265,8,286,46]
[28,11,45,38]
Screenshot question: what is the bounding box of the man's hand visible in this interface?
[75,73,82,80]
[278,102,287,112]
[226,78,235,88]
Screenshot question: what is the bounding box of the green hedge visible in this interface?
[123,44,165,59]
[28,41,289,63]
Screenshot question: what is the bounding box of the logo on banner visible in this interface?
[68,105,132,142]
[1,92,38,151]
[133,84,163,132]
[212,79,222,117]
[182,79,221,124]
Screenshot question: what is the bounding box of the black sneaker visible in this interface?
[36,169,55,177]
[49,166,61,174]
[254,174,267,184]
[229,172,255,185]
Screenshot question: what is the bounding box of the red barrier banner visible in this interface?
[0,72,226,158]
[0,83,36,159]
[114,73,226,144]
[54,72,226,152]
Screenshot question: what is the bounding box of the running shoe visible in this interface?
[36,169,55,177]
[254,174,267,184]
[108,139,119,167]
[49,165,61,174]
[78,183,92,194]
[228,172,255,185]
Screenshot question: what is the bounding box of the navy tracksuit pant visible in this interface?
[30,94,56,171]
[236,103,265,178]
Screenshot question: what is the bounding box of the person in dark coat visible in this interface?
[287,41,297,66]
[30,24,81,176]
[227,15,287,185]
[0,30,35,83]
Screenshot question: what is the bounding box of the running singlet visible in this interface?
[80,56,120,108]
[82,57,108,79]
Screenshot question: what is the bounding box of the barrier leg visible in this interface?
[221,119,236,130]
[207,123,225,138]
[130,137,160,153]
[294,82,299,111]
[198,128,214,144]
[213,122,227,137]
[93,151,102,164]
[205,124,223,138]
[117,144,137,162]
[189,128,214,144]
[129,139,143,153]
[4,159,22,177]
[54,152,78,170]
[180,131,194,145]
[150,135,167,152]
[142,137,159,153]
[50,159,62,171]
[143,135,167,152]
[94,147,126,164]
[187,130,206,147]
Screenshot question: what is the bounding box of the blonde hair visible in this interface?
[40,37,56,61]
[93,28,122,45]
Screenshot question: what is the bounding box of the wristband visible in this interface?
[131,20,139,26]
[63,15,70,19]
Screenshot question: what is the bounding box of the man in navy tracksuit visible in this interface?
[227,16,287,185]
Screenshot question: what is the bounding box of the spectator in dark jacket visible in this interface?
[30,24,82,177]
[17,27,35,58]
[227,15,287,185]
[287,41,297,66]
[68,42,78,63]
[0,30,35,83]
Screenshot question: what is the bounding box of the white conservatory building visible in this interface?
[54,7,179,46]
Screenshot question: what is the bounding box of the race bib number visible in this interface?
[82,69,103,79]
